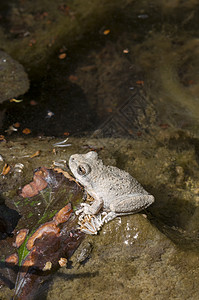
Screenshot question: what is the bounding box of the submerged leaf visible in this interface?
[0,167,86,299]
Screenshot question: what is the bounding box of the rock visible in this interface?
[0,51,29,103]
[48,214,199,299]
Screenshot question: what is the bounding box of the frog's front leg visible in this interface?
[103,193,154,223]
[76,196,104,216]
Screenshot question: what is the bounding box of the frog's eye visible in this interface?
[77,164,91,176]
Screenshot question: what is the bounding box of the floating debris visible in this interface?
[123,49,129,54]
[0,135,6,142]
[52,160,67,169]
[53,143,72,147]
[159,123,170,129]
[53,138,71,147]
[68,75,78,83]
[58,257,67,267]
[58,53,67,59]
[10,98,23,103]
[14,163,24,173]
[42,261,52,271]
[81,144,104,151]
[13,122,20,128]
[63,131,70,136]
[103,29,110,35]
[5,125,18,134]
[30,100,38,106]
[137,14,149,19]
[45,110,55,119]
[136,80,144,85]
[28,38,36,47]
[22,128,31,135]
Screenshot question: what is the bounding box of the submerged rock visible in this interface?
[0,51,29,103]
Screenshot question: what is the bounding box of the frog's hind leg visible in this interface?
[110,193,154,214]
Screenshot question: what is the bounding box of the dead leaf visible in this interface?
[13,229,29,248]
[53,167,78,184]
[59,53,67,59]
[30,100,38,106]
[103,29,110,35]
[159,124,170,129]
[22,128,31,134]
[0,135,6,141]
[30,150,41,158]
[13,122,20,128]
[136,80,144,85]
[68,75,78,82]
[63,132,70,136]
[20,167,49,198]
[5,253,18,265]
[1,163,11,175]
[53,203,72,225]
[29,39,36,46]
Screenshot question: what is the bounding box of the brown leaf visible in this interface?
[103,29,110,35]
[68,75,78,82]
[13,229,29,248]
[30,150,41,158]
[20,168,49,198]
[26,221,60,251]
[53,203,73,225]
[0,135,6,141]
[5,253,19,265]
[136,80,144,85]
[59,53,67,59]
[22,128,31,135]
[1,163,11,175]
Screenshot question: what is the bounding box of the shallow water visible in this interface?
[0,0,199,299]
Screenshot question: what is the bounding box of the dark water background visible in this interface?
[0,0,198,138]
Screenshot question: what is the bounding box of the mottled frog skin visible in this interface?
[69,151,154,222]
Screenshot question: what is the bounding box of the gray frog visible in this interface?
[69,151,154,223]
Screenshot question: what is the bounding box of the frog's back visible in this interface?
[91,165,148,200]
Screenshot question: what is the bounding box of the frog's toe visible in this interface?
[75,207,84,215]
[103,211,117,223]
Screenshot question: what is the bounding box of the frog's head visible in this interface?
[69,151,98,187]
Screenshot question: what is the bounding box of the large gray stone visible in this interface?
[0,51,29,103]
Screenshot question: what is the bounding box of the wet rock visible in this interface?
[1,135,199,299]
[0,50,29,103]
[48,214,199,300]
